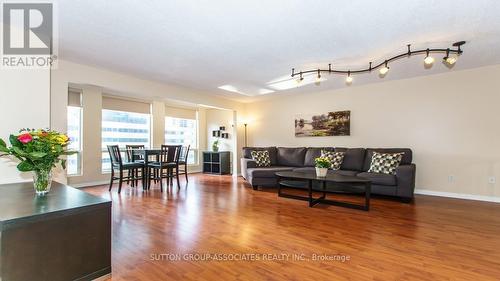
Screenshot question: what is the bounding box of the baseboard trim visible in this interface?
[415,189,500,203]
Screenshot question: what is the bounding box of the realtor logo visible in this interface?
[1,2,57,68]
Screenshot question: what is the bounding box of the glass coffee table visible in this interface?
[275,171,372,211]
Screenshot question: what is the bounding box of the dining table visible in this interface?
[130,148,161,189]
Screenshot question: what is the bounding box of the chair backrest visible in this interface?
[126,144,145,162]
[107,145,122,167]
[159,145,181,164]
[180,145,191,162]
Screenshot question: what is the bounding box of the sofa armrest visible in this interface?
[241,158,257,179]
[395,164,416,199]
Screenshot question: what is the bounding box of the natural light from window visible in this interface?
[101,109,151,172]
[67,106,82,175]
[165,116,198,165]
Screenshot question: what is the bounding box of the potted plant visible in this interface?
[0,129,74,195]
[314,156,331,177]
[212,139,219,152]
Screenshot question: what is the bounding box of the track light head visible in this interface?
[315,70,322,85]
[424,49,434,65]
[444,56,457,65]
[379,61,389,75]
[443,48,457,66]
[345,71,353,84]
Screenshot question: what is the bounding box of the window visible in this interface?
[67,106,82,175]
[102,109,151,172]
[165,116,198,165]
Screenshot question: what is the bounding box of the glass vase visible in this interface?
[33,169,53,195]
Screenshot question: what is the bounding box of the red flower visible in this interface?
[17,133,33,144]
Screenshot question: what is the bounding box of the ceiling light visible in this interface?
[289,41,465,86]
[315,69,321,85]
[296,72,304,85]
[218,85,249,96]
[424,49,434,65]
[345,71,353,84]
[444,56,457,65]
[443,48,458,66]
[379,61,389,75]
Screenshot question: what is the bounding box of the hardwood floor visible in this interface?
[83,174,500,281]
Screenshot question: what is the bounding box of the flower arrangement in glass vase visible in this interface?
[0,129,75,195]
[314,156,331,177]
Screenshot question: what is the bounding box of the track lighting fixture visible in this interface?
[291,41,465,86]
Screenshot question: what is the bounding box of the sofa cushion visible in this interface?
[333,148,366,171]
[243,147,277,165]
[321,150,345,170]
[250,150,271,167]
[277,147,307,167]
[368,152,404,175]
[247,166,294,178]
[363,148,412,171]
[304,147,326,167]
[357,172,397,186]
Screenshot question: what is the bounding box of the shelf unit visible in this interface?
[202,151,231,175]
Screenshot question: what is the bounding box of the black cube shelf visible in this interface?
[202,151,231,175]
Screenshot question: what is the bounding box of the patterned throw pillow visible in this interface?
[321,150,345,170]
[251,150,271,167]
[368,152,404,175]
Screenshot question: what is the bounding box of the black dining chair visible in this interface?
[178,145,190,183]
[107,145,145,193]
[126,145,145,187]
[147,145,181,191]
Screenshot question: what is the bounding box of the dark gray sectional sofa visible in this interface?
[241,147,416,202]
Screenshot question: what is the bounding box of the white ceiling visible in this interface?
[57,0,500,102]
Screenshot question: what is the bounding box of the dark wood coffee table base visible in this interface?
[277,176,371,211]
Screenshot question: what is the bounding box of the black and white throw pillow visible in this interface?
[368,152,404,175]
[251,150,271,167]
[321,150,345,170]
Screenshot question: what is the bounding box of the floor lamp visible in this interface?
[244,123,248,147]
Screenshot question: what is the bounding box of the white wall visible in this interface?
[245,65,500,199]
[205,109,238,174]
[206,109,234,152]
[0,69,50,184]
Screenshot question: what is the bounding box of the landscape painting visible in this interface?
[295,110,350,137]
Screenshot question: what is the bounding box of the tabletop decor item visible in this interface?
[314,156,331,177]
[212,139,219,152]
[0,128,74,195]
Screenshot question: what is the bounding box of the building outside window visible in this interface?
[67,88,83,176]
[102,109,151,172]
[165,116,198,165]
[67,106,82,175]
